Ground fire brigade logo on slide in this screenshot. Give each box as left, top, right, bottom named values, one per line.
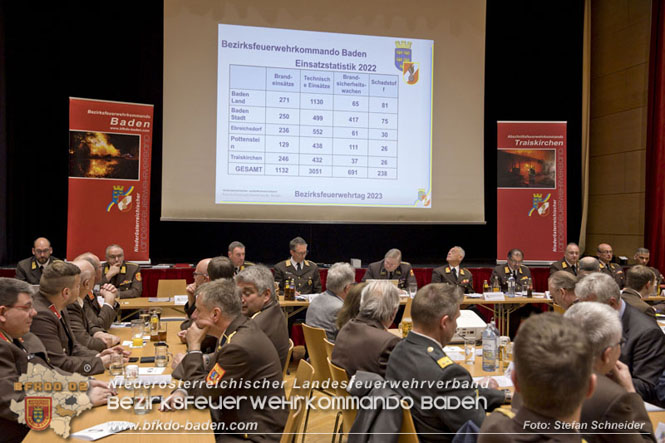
left=528, top=193, right=551, bottom=217
left=106, top=185, right=134, bottom=212
left=395, top=41, right=419, bottom=85
left=25, top=397, right=52, bottom=431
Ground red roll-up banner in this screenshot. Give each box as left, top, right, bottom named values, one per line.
left=67, top=98, right=153, bottom=262
left=496, top=121, right=567, bottom=262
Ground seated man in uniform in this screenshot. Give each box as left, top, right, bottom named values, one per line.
left=0, top=278, right=114, bottom=442
left=490, top=248, right=531, bottom=291
left=183, top=258, right=211, bottom=323
left=306, top=262, right=355, bottom=341
left=236, top=265, right=290, bottom=371
left=576, top=272, right=665, bottom=404
left=597, top=243, right=625, bottom=288
left=273, top=236, right=322, bottom=295
left=161, top=279, right=287, bottom=440
left=431, top=246, right=474, bottom=293
left=621, top=265, right=658, bottom=317
left=227, top=241, right=253, bottom=275
left=31, top=260, right=127, bottom=376
left=634, top=247, right=664, bottom=288
left=549, top=242, right=580, bottom=276
left=66, top=260, right=119, bottom=352
left=361, top=248, right=416, bottom=290
left=564, top=302, right=654, bottom=441
left=479, top=313, right=595, bottom=442
left=578, top=256, right=601, bottom=277
left=100, top=244, right=142, bottom=298
left=386, top=283, right=506, bottom=442
left=75, top=252, right=120, bottom=331
left=549, top=270, right=577, bottom=310
left=15, top=237, right=59, bottom=284
left=332, top=280, right=401, bottom=377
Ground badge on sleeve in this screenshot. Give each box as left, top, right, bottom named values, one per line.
left=206, top=363, right=225, bottom=384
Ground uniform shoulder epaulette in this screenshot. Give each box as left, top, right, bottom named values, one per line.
left=401, top=261, right=411, bottom=265
left=244, top=261, right=254, bottom=266
left=304, top=260, right=310, bottom=266
left=496, top=407, right=516, bottom=419
left=504, top=266, right=510, bottom=273
left=561, top=261, right=568, bottom=269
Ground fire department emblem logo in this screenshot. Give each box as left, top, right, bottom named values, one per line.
left=25, top=397, right=52, bottom=431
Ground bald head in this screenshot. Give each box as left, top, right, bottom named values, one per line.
left=73, top=260, right=95, bottom=299
left=193, top=258, right=212, bottom=288
left=578, top=257, right=600, bottom=276
left=32, top=237, right=53, bottom=265
left=74, top=252, right=102, bottom=283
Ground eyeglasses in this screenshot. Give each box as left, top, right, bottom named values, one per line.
left=8, top=304, right=34, bottom=312
left=34, top=249, right=50, bottom=254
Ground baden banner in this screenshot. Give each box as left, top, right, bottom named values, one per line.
left=67, top=98, right=153, bottom=261
left=497, top=121, right=567, bottom=262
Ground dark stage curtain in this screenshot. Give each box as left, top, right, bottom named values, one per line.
left=647, top=0, right=665, bottom=272
left=0, top=1, right=8, bottom=264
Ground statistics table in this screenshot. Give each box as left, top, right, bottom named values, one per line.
left=228, top=65, right=399, bottom=179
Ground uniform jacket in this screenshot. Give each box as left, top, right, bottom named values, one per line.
left=600, top=261, right=625, bottom=288
left=30, top=292, right=104, bottom=375
left=347, top=371, right=402, bottom=443
left=479, top=407, right=585, bottom=442
left=273, top=259, right=322, bottom=294
left=100, top=262, right=142, bottom=299
left=621, top=288, right=656, bottom=318
left=66, top=300, right=107, bottom=352
left=179, top=315, right=287, bottom=442
left=620, top=302, right=665, bottom=404
left=549, top=258, right=577, bottom=276
left=15, top=256, right=59, bottom=285
left=250, top=299, right=290, bottom=371
left=0, top=331, right=63, bottom=443
left=331, top=316, right=401, bottom=377
left=361, top=260, right=416, bottom=290
left=431, top=265, right=474, bottom=294
left=490, top=264, right=532, bottom=291
left=386, top=332, right=504, bottom=443
left=84, top=292, right=118, bottom=331
left=234, top=261, right=254, bottom=276
left=580, top=374, right=655, bottom=443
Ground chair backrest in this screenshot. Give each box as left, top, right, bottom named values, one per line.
left=552, top=303, right=565, bottom=314
left=397, top=399, right=419, bottom=443
left=302, top=323, right=332, bottom=387
left=328, top=358, right=357, bottom=432
left=156, top=279, right=187, bottom=298
left=282, top=360, right=315, bottom=443
left=323, top=337, right=334, bottom=360
left=403, top=296, right=413, bottom=319
left=283, top=339, right=295, bottom=378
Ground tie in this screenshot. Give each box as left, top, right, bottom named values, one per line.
left=296, top=263, right=301, bottom=272
left=388, top=272, right=393, bottom=280
left=452, top=268, right=458, bottom=279
left=13, top=339, right=26, bottom=352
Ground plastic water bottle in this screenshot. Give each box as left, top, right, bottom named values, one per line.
left=507, top=274, right=516, bottom=297
left=482, top=322, right=498, bottom=371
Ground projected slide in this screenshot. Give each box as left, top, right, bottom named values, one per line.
left=216, top=24, right=433, bottom=208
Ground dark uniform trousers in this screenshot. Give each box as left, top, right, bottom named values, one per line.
left=361, top=260, right=417, bottom=290
left=66, top=301, right=107, bottom=352
left=600, top=261, right=625, bottom=288
left=386, top=332, right=504, bottom=443
left=15, top=256, right=60, bottom=285
left=549, top=258, right=577, bottom=276
left=100, top=262, right=143, bottom=298
left=273, top=259, right=322, bottom=294
left=178, top=316, right=288, bottom=442
left=84, top=292, right=119, bottom=331
left=30, top=292, right=105, bottom=376
left=431, top=265, right=474, bottom=293
left=331, top=316, right=400, bottom=377
left=0, top=332, right=64, bottom=443
left=490, top=264, right=532, bottom=291
left=250, top=299, right=290, bottom=371
left=479, top=407, right=587, bottom=442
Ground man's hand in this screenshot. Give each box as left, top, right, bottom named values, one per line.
left=177, top=329, right=187, bottom=344
left=93, top=331, right=121, bottom=348
left=478, top=376, right=499, bottom=390
left=608, top=360, right=636, bottom=393
left=172, top=352, right=186, bottom=369
left=101, top=283, right=118, bottom=295
left=185, top=323, right=208, bottom=352
left=161, top=390, right=187, bottom=411
left=88, top=386, right=114, bottom=407
left=186, top=283, right=197, bottom=305
left=100, top=285, right=117, bottom=305
left=106, top=264, right=121, bottom=280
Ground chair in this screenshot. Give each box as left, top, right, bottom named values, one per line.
left=397, top=399, right=419, bottom=443
left=283, top=339, right=294, bottom=378
left=328, top=358, right=357, bottom=443
left=156, top=279, right=187, bottom=298
left=552, top=303, right=565, bottom=314
left=323, top=337, right=334, bottom=360
left=301, top=324, right=335, bottom=439
left=281, top=360, right=315, bottom=443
